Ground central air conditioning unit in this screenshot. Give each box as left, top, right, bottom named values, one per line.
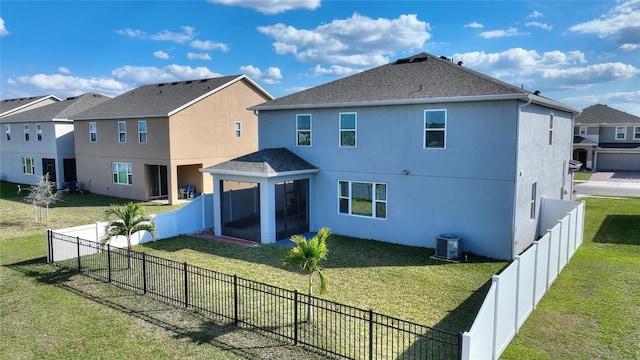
left=435, top=234, right=461, bottom=260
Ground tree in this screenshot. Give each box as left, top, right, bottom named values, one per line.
left=24, top=173, right=63, bottom=225
left=101, top=202, right=157, bottom=268
left=283, top=227, right=331, bottom=323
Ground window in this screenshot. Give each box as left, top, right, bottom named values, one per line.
left=530, top=182, right=537, bottom=220
left=634, top=127, right=640, bottom=140
left=89, top=122, right=97, bottom=142
left=5, top=124, right=10, bottom=141
left=424, top=109, right=446, bottom=149
left=339, top=112, right=357, bottom=147
left=22, top=157, right=35, bottom=174
left=138, top=121, right=147, bottom=144
left=112, top=162, right=132, bottom=185
left=118, top=121, right=126, bottom=143
left=296, top=114, right=311, bottom=146
left=579, top=127, right=587, bottom=136
left=548, top=115, right=554, bottom=145
left=616, top=126, right=626, bottom=140
left=338, top=180, right=387, bottom=219
left=36, top=124, right=42, bottom=141
left=234, top=122, right=241, bottom=138
left=24, top=124, right=29, bottom=141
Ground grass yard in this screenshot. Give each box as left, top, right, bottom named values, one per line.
left=573, top=171, right=592, bottom=182
left=502, top=197, right=640, bottom=359
left=0, top=181, right=504, bottom=359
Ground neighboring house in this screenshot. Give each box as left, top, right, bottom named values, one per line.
left=0, top=95, right=61, bottom=118
left=202, top=53, right=580, bottom=260
left=0, top=93, right=109, bottom=189
left=71, top=75, right=273, bottom=204
left=573, top=104, right=640, bottom=171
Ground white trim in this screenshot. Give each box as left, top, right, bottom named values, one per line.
left=337, top=180, right=387, bottom=220
left=234, top=121, right=242, bottom=138
left=89, top=122, right=97, bottom=143
left=634, top=126, right=640, bottom=140
left=296, top=114, right=312, bottom=147
left=424, top=109, right=447, bottom=149
left=615, top=126, right=626, bottom=140
left=199, top=167, right=319, bottom=178
left=579, top=126, right=587, bottom=136
left=339, top=112, right=357, bottom=148
left=118, top=121, right=127, bottom=143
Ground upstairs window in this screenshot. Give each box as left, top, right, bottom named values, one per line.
left=616, top=126, right=626, bottom=140
left=5, top=124, right=10, bottom=141
left=338, top=180, right=387, bottom=219
left=548, top=115, right=554, bottom=145
left=339, top=112, right=357, bottom=147
left=138, top=121, right=147, bottom=144
left=118, top=121, right=126, bottom=143
left=24, top=124, right=30, bottom=141
left=36, top=124, right=42, bottom=141
left=234, top=122, right=242, bottom=138
left=296, top=114, right=311, bottom=147
left=424, top=109, right=446, bottom=149
left=634, top=126, right=640, bottom=140
left=112, top=162, right=132, bottom=185
left=89, top=122, right=97, bottom=142
left=579, top=127, right=587, bottom=136
left=530, top=182, right=537, bottom=220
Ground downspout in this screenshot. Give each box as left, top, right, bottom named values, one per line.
left=512, top=97, right=533, bottom=260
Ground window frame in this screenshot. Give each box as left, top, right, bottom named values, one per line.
left=424, top=109, right=447, bottom=149
left=24, top=124, right=30, bottom=142
left=296, top=114, right=312, bottom=147
left=234, top=121, right=242, bottom=138
left=36, top=124, right=42, bottom=141
left=112, top=162, right=133, bottom=185
left=118, top=121, right=127, bottom=143
left=338, top=180, right=387, bottom=219
left=579, top=126, right=587, bottom=136
left=5, top=124, right=10, bottom=141
left=339, top=112, right=357, bottom=148
left=22, top=156, right=35, bottom=175
left=634, top=126, right=640, bottom=140
left=530, top=182, right=537, bottom=220
left=89, top=122, right=97, bottom=143
left=616, top=126, right=626, bottom=140
left=138, top=120, right=147, bottom=144
left=548, top=115, right=554, bottom=145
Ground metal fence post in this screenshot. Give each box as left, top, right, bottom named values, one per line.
left=142, top=253, right=147, bottom=294
left=369, top=309, right=374, bottom=360
left=46, top=230, right=52, bottom=263
left=107, top=244, right=112, bottom=283
left=294, top=290, right=299, bottom=345
left=76, top=236, right=81, bottom=272
left=183, top=262, right=189, bottom=308
left=234, top=275, right=239, bottom=325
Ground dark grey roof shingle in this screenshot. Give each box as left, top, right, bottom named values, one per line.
left=203, top=148, right=317, bottom=175
left=575, top=104, right=640, bottom=125
left=0, top=95, right=60, bottom=116
left=252, top=53, right=531, bottom=109
left=72, top=75, right=247, bottom=120
left=0, top=93, right=110, bottom=123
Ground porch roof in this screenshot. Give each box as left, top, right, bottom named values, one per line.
left=200, top=148, right=319, bottom=178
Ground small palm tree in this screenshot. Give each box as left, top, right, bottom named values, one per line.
left=101, top=202, right=157, bottom=268
left=283, top=227, right=331, bottom=323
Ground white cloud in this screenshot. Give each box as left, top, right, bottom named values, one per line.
left=528, top=11, right=544, bottom=19
left=0, top=17, right=9, bottom=37
left=187, top=52, right=212, bottom=60
left=116, top=28, right=146, bottom=38
left=526, top=22, right=552, bottom=31
left=12, top=74, right=128, bottom=97
left=190, top=39, right=230, bottom=52
left=208, top=0, right=320, bottom=14
left=464, top=22, right=484, bottom=29
left=309, top=64, right=358, bottom=77
left=240, top=65, right=283, bottom=84
left=258, top=13, right=431, bottom=69
left=58, top=67, right=71, bottom=74
left=620, top=43, right=638, bottom=51
left=111, top=64, right=221, bottom=84
left=154, top=51, right=170, bottom=59
left=117, top=26, right=196, bottom=44
left=479, top=27, right=521, bottom=39
left=569, top=0, right=640, bottom=48
left=453, top=48, right=638, bottom=91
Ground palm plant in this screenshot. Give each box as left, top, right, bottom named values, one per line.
left=283, top=227, right=331, bottom=323
left=101, top=202, right=157, bottom=268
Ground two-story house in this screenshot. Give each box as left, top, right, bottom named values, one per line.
left=573, top=104, right=640, bottom=171
left=71, top=75, right=273, bottom=204
left=0, top=93, right=109, bottom=189
left=202, top=53, right=580, bottom=260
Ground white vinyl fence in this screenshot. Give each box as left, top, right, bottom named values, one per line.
left=461, top=198, right=585, bottom=360
left=47, top=194, right=214, bottom=262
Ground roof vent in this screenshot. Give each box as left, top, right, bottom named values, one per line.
left=457, top=61, right=463, bottom=66
left=158, top=83, right=165, bottom=87
left=171, top=82, right=179, bottom=85
left=395, top=57, right=411, bottom=64
left=412, top=56, right=428, bottom=63
left=534, top=90, right=541, bottom=96
left=200, top=79, right=208, bottom=82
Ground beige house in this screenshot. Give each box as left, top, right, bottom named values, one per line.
left=72, top=75, right=273, bottom=204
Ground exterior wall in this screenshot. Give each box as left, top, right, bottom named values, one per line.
left=0, top=120, right=72, bottom=188
left=514, top=104, right=574, bottom=255
left=600, top=125, right=640, bottom=143
left=259, top=100, right=521, bottom=260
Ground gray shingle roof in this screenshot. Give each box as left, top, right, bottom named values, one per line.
left=0, top=93, right=110, bottom=123
left=0, top=95, right=61, bottom=117
left=573, top=136, right=597, bottom=145
left=72, top=75, right=269, bottom=120
left=574, top=104, right=640, bottom=125
left=252, top=52, right=536, bottom=110
left=202, top=148, right=318, bottom=176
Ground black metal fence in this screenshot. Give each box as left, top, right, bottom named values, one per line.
left=47, top=230, right=461, bottom=359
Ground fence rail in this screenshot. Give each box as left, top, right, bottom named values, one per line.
left=47, top=230, right=461, bottom=359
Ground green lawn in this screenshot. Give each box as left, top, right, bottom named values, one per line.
left=0, top=181, right=504, bottom=359
left=573, top=171, right=593, bottom=182
left=502, top=197, right=640, bottom=359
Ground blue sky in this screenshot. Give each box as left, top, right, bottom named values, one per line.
left=1, top=0, right=639, bottom=114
